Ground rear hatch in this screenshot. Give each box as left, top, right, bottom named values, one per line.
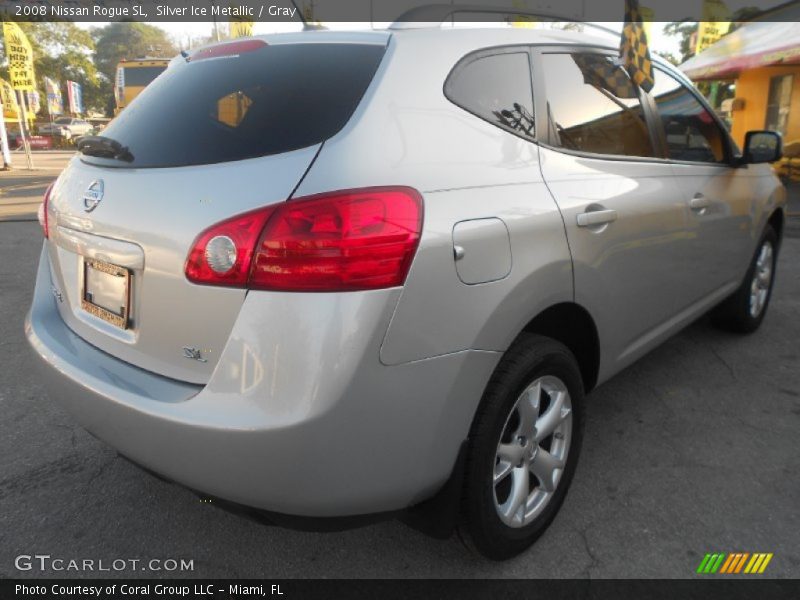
left=46, top=36, right=388, bottom=384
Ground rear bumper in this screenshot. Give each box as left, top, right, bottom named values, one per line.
left=26, top=244, right=500, bottom=517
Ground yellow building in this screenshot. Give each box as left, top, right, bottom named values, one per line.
left=681, top=12, right=800, bottom=177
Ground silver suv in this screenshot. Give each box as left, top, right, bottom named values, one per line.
left=26, top=25, right=785, bottom=559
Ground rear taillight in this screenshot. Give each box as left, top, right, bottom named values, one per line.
left=185, top=187, right=423, bottom=292
left=185, top=206, right=277, bottom=287
left=38, top=182, right=54, bottom=238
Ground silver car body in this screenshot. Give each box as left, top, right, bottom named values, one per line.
left=26, top=27, right=785, bottom=517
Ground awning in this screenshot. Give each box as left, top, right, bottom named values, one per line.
left=681, top=19, right=800, bottom=81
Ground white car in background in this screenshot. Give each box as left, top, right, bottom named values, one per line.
left=38, top=117, right=93, bottom=140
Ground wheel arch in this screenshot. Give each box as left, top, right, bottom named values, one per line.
left=514, top=302, right=601, bottom=393
left=768, top=207, right=785, bottom=244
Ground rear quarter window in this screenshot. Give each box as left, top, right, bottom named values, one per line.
left=445, top=50, right=535, bottom=140
left=84, top=43, right=386, bottom=168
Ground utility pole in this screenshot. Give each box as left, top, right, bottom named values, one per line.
left=0, top=99, right=11, bottom=170
left=15, top=90, right=33, bottom=170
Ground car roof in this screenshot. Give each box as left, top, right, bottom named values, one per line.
left=217, top=26, right=677, bottom=78
left=258, top=25, right=616, bottom=50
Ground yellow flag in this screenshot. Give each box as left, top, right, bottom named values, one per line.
left=2, top=21, right=36, bottom=91
left=639, top=6, right=655, bottom=41
left=229, top=0, right=254, bottom=38
left=1, top=77, right=21, bottom=120
left=230, top=20, right=254, bottom=38
left=509, top=0, right=538, bottom=28
left=620, top=0, right=654, bottom=93
left=695, top=0, right=731, bottom=54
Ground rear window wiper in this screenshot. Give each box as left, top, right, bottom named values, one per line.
left=77, top=136, right=134, bottom=163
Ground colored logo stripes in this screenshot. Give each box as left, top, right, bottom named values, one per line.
left=697, top=552, right=773, bottom=574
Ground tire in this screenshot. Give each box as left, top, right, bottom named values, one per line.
left=459, top=334, right=584, bottom=560
left=711, top=225, right=779, bottom=334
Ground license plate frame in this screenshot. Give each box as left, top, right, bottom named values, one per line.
left=81, top=258, right=131, bottom=330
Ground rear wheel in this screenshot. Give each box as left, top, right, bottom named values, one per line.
left=460, top=335, right=584, bottom=560
left=712, top=226, right=778, bottom=334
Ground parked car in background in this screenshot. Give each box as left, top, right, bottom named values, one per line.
left=27, top=24, right=786, bottom=560
left=38, top=117, right=94, bottom=140
left=5, top=129, right=21, bottom=148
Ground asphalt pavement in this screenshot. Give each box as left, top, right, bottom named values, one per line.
left=0, top=160, right=798, bottom=579
left=0, top=152, right=76, bottom=221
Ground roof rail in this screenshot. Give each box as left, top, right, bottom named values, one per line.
left=389, top=3, right=619, bottom=37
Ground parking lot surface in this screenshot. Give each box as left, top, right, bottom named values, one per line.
left=1, top=165, right=799, bottom=578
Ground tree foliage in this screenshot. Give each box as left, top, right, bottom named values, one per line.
left=92, top=22, right=178, bottom=83
left=663, top=7, right=763, bottom=65
left=91, top=22, right=178, bottom=115
left=662, top=21, right=698, bottom=64
left=1, top=21, right=178, bottom=116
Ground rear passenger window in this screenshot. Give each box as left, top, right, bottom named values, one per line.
left=445, top=51, right=535, bottom=139
left=541, top=52, right=655, bottom=158
left=650, top=69, right=727, bottom=163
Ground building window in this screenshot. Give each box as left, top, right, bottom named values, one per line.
left=765, top=74, right=793, bottom=136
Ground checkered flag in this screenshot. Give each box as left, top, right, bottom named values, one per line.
left=572, top=54, right=637, bottom=99
left=619, top=0, right=654, bottom=93
left=7, top=32, right=28, bottom=74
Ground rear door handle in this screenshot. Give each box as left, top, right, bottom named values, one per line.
left=689, top=193, right=711, bottom=210
left=577, top=209, right=618, bottom=227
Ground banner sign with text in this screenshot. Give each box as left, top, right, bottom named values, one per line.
left=1, top=77, right=20, bottom=121
left=44, top=77, right=64, bottom=116
left=2, top=21, right=35, bottom=91
left=695, top=0, right=732, bottom=54
left=66, top=80, right=84, bottom=114
left=26, top=90, right=41, bottom=115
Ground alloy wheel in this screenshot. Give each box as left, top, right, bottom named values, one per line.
left=749, top=240, right=774, bottom=318
left=493, top=376, right=573, bottom=528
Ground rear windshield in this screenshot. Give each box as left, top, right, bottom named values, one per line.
left=123, top=66, right=166, bottom=87
left=84, top=42, right=386, bottom=168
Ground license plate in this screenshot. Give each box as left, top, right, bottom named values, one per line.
left=81, top=259, right=131, bottom=329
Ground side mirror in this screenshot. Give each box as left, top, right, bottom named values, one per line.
left=742, top=130, right=782, bottom=164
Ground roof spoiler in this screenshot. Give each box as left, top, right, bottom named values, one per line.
left=389, top=3, right=618, bottom=36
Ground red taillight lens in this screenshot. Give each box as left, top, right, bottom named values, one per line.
left=185, top=206, right=277, bottom=287
left=38, top=182, right=54, bottom=238
left=251, top=187, right=423, bottom=291
left=185, top=187, right=423, bottom=292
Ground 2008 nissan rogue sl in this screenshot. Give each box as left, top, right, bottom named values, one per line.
left=26, top=24, right=785, bottom=559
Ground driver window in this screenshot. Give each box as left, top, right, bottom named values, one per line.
left=541, top=52, right=655, bottom=158
left=649, top=69, right=727, bottom=163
